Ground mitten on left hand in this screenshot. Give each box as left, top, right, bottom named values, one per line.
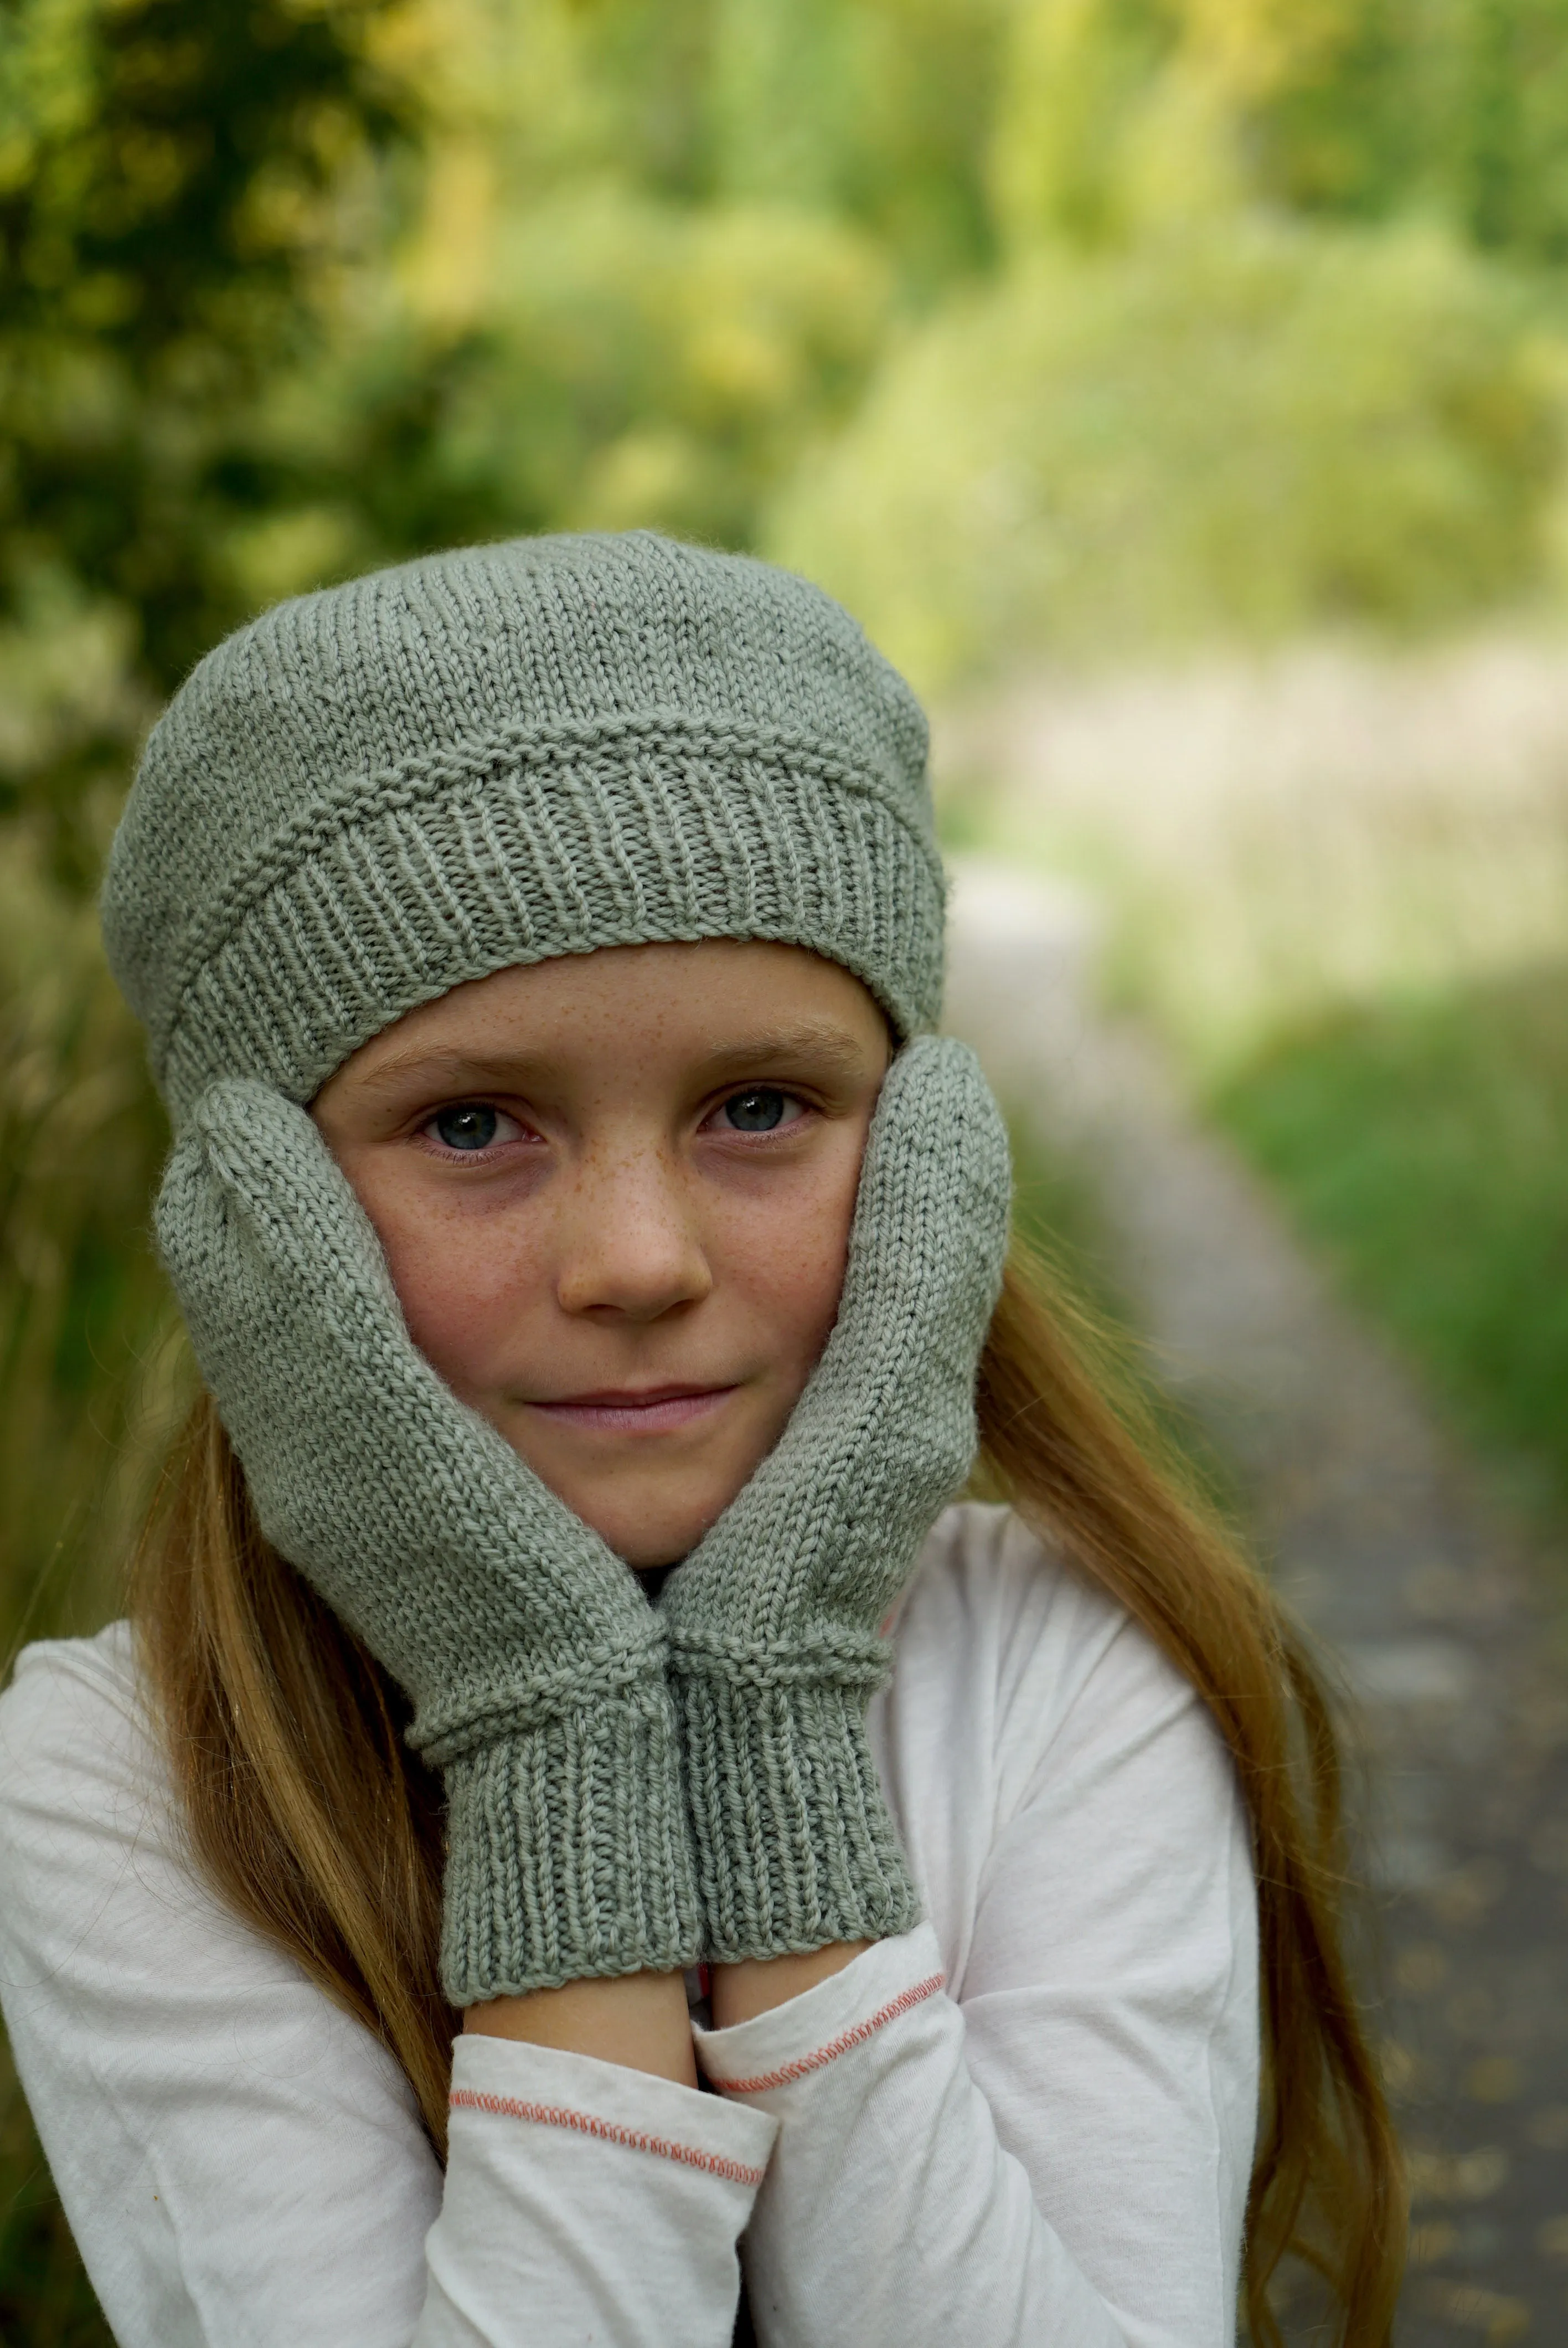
left=659, top=1036, right=1010, bottom=1962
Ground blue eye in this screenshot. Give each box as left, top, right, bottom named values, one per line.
left=434, top=1103, right=498, bottom=1151
left=723, top=1088, right=788, bottom=1132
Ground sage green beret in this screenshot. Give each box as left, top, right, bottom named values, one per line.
left=102, top=532, right=946, bottom=1127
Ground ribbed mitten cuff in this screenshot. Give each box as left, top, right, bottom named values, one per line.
left=672, top=1667, right=921, bottom=1963
left=433, top=1685, right=702, bottom=2002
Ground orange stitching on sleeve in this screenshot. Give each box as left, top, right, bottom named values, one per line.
left=715, top=1971, right=945, bottom=2095
left=450, top=2089, right=767, bottom=2187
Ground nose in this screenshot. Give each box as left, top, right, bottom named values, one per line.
left=553, top=1140, right=713, bottom=1324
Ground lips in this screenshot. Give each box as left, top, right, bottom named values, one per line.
left=525, top=1385, right=735, bottom=1435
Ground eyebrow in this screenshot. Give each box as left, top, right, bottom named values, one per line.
left=354, top=1019, right=875, bottom=1097
left=689, top=1022, right=873, bottom=1083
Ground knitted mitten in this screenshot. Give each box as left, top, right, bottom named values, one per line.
left=659, top=1037, right=1010, bottom=1962
left=156, top=1080, right=700, bottom=2004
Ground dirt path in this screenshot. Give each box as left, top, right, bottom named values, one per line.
left=945, top=864, right=1568, bottom=2346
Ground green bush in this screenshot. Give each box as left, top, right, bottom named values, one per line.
left=767, top=220, right=1566, bottom=693
left=224, top=192, right=891, bottom=606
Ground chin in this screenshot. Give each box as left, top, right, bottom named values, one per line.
left=503, top=1422, right=771, bottom=1570
left=579, top=1489, right=735, bottom=1572
left=508, top=1414, right=778, bottom=1568
left=607, top=1520, right=711, bottom=1573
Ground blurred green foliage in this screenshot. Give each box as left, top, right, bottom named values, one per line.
left=0, top=826, right=183, bottom=1657
left=16, top=0, right=1568, bottom=822
left=773, top=220, right=1561, bottom=686
left=984, top=0, right=1568, bottom=262
left=1217, top=967, right=1568, bottom=1528
left=1, top=0, right=403, bottom=868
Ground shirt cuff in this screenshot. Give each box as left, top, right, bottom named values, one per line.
left=450, top=2030, right=778, bottom=2187
left=693, top=1923, right=947, bottom=2098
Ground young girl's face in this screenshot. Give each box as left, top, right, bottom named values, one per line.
left=312, top=939, right=893, bottom=1567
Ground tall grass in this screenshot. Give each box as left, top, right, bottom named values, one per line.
left=0, top=826, right=180, bottom=1669
left=1217, top=967, right=1568, bottom=1532
left=0, top=820, right=177, bottom=2344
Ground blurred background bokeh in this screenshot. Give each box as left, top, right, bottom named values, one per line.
left=6, top=1, right=1568, bottom=2337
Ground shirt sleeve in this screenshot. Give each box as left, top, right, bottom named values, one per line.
left=697, top=1927, right=1129, bottom=2347
left=417, top=2035, right=773, bottom=2348
left=0, top=1628, right=772, bottom=2348
left=695, top=1515, right=1259, bottom=2348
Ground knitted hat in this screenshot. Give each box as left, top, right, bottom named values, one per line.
left=102, top=532, right=945, bottom=1129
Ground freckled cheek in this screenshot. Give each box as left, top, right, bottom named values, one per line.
left=706, top=1183, right=855, bottom=1389
left=367, top=1190, right=550, bottom=1396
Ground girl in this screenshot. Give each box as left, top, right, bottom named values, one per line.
left=0, top=533, right=1401, bottom=2346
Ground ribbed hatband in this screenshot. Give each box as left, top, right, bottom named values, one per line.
left=102, top=532, right=946, bottom=1127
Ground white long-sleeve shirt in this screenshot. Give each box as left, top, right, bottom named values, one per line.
left=0, top=1502, right=1258, bottom=2347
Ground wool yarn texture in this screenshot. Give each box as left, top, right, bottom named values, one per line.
left=661, top=1036, right=1011, bottom=1962
left=156, top=1080, right=702, bottom=2004
left=101, top=532, right=946, bottom=1132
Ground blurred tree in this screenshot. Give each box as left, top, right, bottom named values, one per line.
left=988, top=0, right=1182, bottom=251
left=1256, top=0, right=1568, bottom=259
left=820, top=0, right=1003, bottom=286
left=214, top=0, right=934, bottom=594
left=708, top=0, right=857, bottom=205
left=0, top=0, right=408, bottom=882
left=985, top=0, right=1568, bottom=266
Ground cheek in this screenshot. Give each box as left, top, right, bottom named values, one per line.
left=711, top=1144, right=861, bottom=1392
left=355, top=1175, right=544, bottom=1400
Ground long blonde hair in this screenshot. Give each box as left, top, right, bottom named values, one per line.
left=131, top=1238, right=1404, bottom=2345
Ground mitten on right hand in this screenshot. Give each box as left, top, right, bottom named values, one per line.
left=156, top=1079, right=699, bottom=2004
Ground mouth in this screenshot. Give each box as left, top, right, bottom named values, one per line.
left=524, top=1384, right=737, bottom=1435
